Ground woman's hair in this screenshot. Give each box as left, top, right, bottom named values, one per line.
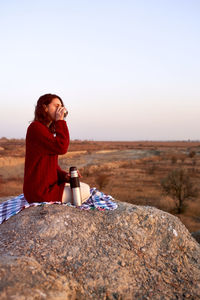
left=34, top=93, right=64, bottom=125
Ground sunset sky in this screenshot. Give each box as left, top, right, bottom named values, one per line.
left=0, top=0, right=199, bottom=140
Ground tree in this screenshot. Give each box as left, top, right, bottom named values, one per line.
left=161, top=168, right=197, bottom=214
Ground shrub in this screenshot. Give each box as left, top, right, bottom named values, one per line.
left=95, top=173, right=110, bottom=189
left=146, top=164, right=157, bottom=175
left=188, top=151, right=196, bottom=158
left=192, top=159, right=196, bottom=166
left=171, top=156, right=177, bottom=164
left=180, top=156, right=185, bottom=163
left=120, top=161, right=134, bottom=169
left=160, top=168, right=197, bottom=214
left=80, top=166, right=90, bottom=177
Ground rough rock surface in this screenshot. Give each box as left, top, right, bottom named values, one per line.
left=0, top=201, right=200, bottom=300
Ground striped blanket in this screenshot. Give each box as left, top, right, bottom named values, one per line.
left=0, top=188, right=117, bottom=225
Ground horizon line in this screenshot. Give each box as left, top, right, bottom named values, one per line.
left=0, top=137, right=200, bottom=143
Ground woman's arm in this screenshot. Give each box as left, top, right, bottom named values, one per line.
left=57, top=165, right=70, bottom=183
left=57, top=166, right=81, bottom=184
left=27, top=120, right=70, bottom=155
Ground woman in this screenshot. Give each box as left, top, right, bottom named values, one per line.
left=23, top=93, right=90, bottom=204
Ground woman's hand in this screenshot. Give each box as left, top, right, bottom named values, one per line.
left=77, top=170, right=82, bottom=178
left=65, top=173, right=70, bottom=182
left=55, top=107, right=67, bottom=121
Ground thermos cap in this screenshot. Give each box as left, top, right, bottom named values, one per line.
left=70, top=166, right=77, bottom=172
left=70, top=166, right=78, bottom=178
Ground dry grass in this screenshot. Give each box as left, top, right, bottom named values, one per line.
left=0, top=177, right=23, bottom=198
left=0, top=138, right=200, bottom=232
left=79, top=149, right=200, bottom=232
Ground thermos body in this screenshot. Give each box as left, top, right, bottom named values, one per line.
left=69, top=167, right=82, bottom=206
left=71, top=187, right=82, bottom=206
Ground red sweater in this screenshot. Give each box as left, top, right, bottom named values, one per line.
left=23, top=120, right=70, bottom=203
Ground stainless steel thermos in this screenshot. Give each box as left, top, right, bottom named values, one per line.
left=69, top=166, right=82, bottom=206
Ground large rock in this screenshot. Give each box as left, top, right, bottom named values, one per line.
left=0, top=201, right=200, bottom=299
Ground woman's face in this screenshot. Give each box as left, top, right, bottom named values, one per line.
left=44, top=98, right=63, bottom=121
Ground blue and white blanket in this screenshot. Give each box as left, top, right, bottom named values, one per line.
left=0, top=188, right=117, bottom=224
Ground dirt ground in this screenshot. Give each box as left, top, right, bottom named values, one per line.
left=0, top=138, right=200, bottom=233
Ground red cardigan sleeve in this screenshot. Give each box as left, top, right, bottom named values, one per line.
left=57, top=165, right=69, bottom=183
left=27, top=120, right=70, bottom=155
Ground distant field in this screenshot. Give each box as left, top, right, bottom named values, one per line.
left=0, top=137, right=200, bottom=233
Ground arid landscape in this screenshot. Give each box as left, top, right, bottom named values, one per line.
left=0, top=137, right=200, bottom=233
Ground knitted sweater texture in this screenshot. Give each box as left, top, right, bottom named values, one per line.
left=23, top=120, right=70, bottom=203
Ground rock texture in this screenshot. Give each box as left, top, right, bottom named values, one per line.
left=0, top=201, right=200, bottom=299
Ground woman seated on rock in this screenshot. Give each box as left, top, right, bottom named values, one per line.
left=23, top=93, right=90, bottom=204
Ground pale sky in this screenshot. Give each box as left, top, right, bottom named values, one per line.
left=0, top=0, right=199, bottom=140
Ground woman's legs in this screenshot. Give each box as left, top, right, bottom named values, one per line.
left=62, top=182, right=90, bottom=204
